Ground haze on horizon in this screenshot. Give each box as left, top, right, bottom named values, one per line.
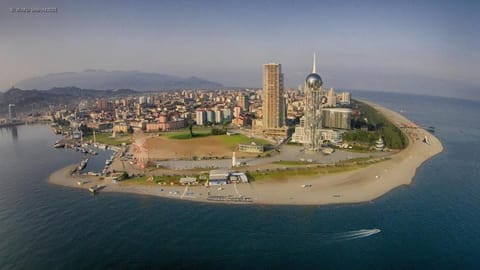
left=1, top=0, right=479, bottom=100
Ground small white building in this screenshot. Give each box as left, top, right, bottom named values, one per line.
left=180, top=177, right=198, bottom=185
left=229, top=172, right=249, bottom=183
left=208, top=169, right=229, bottom=186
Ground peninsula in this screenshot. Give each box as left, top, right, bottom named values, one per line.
left=48, top=100, right=443, bottom=205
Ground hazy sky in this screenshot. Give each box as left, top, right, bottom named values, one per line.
left=1, top=0, right=479, bottom=99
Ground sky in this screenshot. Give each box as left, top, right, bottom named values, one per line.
left=1, top=0, right=479, bottom=99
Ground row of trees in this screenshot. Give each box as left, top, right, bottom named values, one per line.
left=186, top=120, right=228, bottom=138
left=346, top=101, right=407, bottom=149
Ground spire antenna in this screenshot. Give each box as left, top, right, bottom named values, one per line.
left=312, top=52, right=317, bottom=74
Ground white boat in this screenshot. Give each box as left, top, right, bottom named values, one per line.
left=105, top=159, right=112, bottom=165
left=77, top=158, right=89, bottom=171
left=53, top=141, right=65, bottom=148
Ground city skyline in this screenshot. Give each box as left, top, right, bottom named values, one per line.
left=1, top=0, right=479, bottom=100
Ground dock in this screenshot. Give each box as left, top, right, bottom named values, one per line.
left=207, top=195, right=253, bottom=203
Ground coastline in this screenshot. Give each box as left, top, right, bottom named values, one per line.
left=48, top=100, right=444, bottom=206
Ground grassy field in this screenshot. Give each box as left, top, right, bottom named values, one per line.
left=340, top=146, right=375, bottom=153
left=273, top=160, right=313, bottom=166
left=249, top=157, right=387, bottom=182
left=163, top=127, right=269, bottom=145
left=147, top=129, right=272, bottom=160
left=248, top=166, right=361, bottom=181
left=120, top=174, right=183, bottom=186
left=84, top=132, right=131, bottom=146
left=165, top=126, right=212, bottom=140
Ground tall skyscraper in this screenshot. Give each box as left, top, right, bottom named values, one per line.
left=291, top=53, right=328, bottom=150
left=303, top=53, right=325, bottom=151
left=262, top=63, right=285, bottom=130
left=8, top=104, right=16, bottom=121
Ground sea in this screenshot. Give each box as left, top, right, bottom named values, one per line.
left=0, top=91, right=479, bottom=269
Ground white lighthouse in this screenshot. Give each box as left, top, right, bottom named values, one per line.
left=232, top=152, right=237, bottom=168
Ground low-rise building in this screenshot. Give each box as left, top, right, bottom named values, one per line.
left=209, top=169, right=229, bottom=186
left=145, top=118, right=185, bottom=132
left=229, top=172, right=249, bottom=183
left=179, top=177, right=198, bottom=185
left=113, top=122, right=129, bottom=133
left=238, top=143, right=264, bottom=153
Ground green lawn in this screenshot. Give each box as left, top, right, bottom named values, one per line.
left=120, top=174, right=182, bottom=186
left=249, top=165, right=362, bottom=182
left=165, top=126, right=213, bottom=140
left=168, top=133, right=211, bottom=140
left=273, top=160, right=313, bottom=166
left=250, top=157, right=387, bottom=182
left=84, top=132, right=131, bottom=146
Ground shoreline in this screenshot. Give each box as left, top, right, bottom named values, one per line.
left=48, top=100, right=444, bottom=206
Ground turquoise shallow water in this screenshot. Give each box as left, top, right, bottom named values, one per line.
left=0, top=91, right=479, bottom=269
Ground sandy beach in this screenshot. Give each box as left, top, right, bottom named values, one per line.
left=48, top=101, right=444, bottom=205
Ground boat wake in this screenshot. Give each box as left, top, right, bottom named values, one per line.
left=332, top=228, right=381, bottom=242
left=197, top=228, right=382, bottom=263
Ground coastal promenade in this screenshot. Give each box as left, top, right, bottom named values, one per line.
left=49, top=100, right=444, bottom=206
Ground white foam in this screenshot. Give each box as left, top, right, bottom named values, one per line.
left=333, top=228, right=381, bottom=241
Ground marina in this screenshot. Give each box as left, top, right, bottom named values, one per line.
left=52, top=136, right=118, bottom=178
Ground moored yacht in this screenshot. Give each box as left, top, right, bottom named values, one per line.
left=78, top=158, right=89, bottom=171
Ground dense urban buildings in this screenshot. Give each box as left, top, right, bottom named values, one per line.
left=2, top=58, right=353, bottom=149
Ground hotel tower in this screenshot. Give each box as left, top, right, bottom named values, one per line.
left=260, top=63, right=287, bottom=139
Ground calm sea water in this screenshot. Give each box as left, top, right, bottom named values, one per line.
left=0, top=91, right=479, bottom=269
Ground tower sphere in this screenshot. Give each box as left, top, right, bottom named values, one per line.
left=306, top=73, right=322, bottom=89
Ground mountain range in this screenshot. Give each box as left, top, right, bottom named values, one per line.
left=14, top=70, right=223, bottom=91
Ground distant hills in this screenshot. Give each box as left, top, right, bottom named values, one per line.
left=15, top=70, right=223, bottom=91
left=0, top=87, right=138, bottom=116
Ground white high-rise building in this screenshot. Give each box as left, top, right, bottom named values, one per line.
left=337, top=92, right=351, bottom=105
left=8, top=104, right=16, bottom=121
left=196, top=110, right=207, bottom=126
left=215, top=110, right=224, bottom=124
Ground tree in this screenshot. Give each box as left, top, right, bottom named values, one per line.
left=188, top=121, right=194, bottom=138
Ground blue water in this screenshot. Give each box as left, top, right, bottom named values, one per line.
left=0, top=92, right=479, bottom=269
